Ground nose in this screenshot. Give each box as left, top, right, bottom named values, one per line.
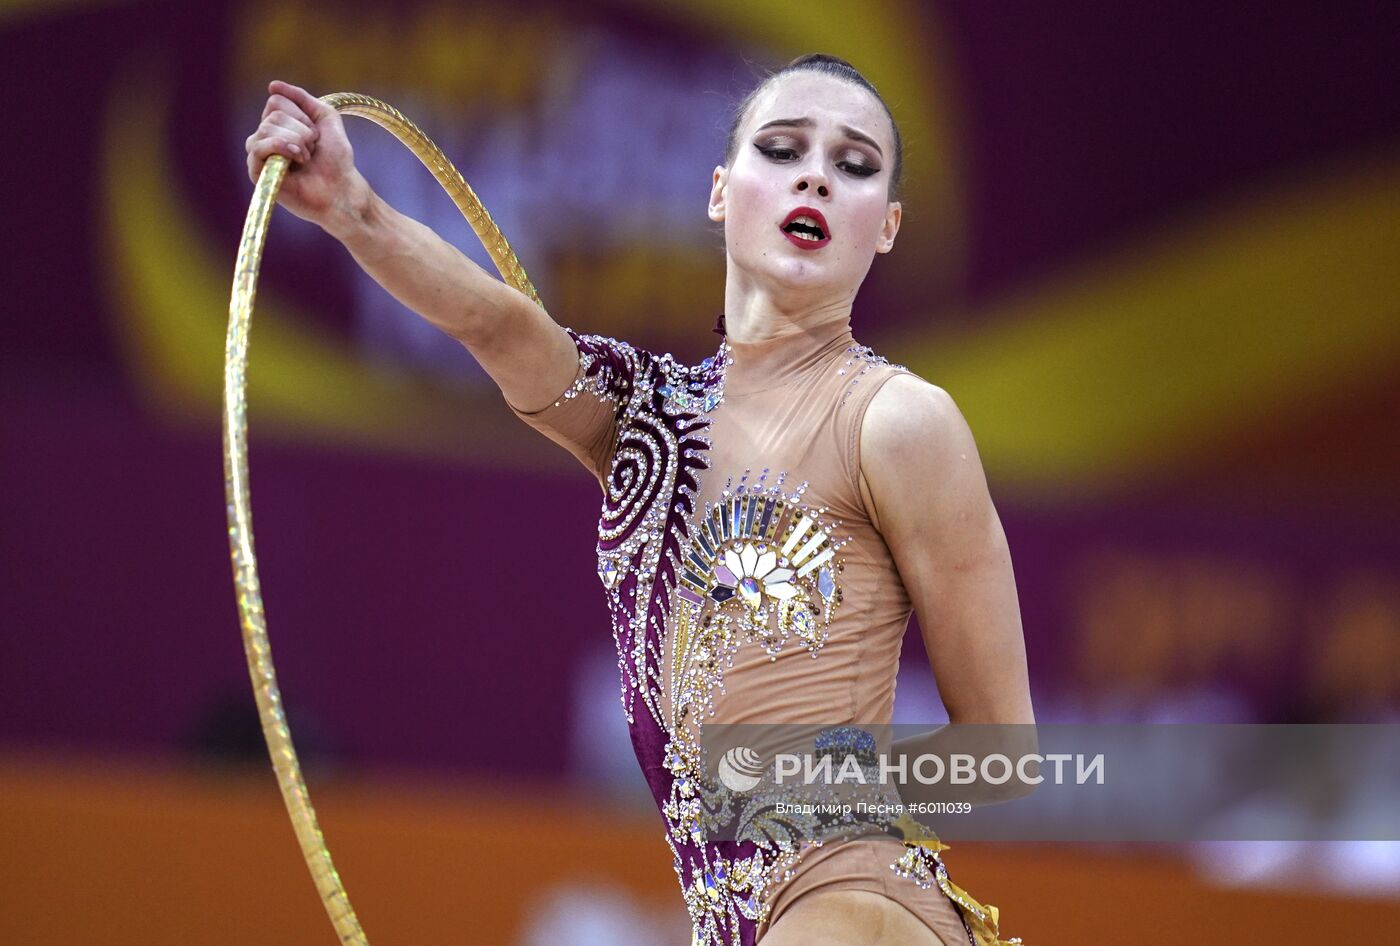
left=795, top=169, right=829, bottom=198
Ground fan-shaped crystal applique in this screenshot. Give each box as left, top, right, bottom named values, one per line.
left=674, top=483, right=846, bottom=663
left=713, top=542, right=797, bottom=609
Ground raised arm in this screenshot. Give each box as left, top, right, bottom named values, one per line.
left=245, top=79, right=578, bottom=414
left=858, top=375, right=1034, bottom=726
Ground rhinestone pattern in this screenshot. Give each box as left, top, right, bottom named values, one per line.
left=836, top=342, right=908, bottom=407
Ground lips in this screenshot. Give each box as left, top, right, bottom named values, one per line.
left=779, top=206, right=831, bottom=249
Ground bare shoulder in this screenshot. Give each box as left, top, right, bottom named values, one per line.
left=862, top=373, right=971, bottom=459
left=857, top=373, right=985, bottom=532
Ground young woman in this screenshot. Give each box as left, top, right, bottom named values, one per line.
left=247, top=53, right=1032, bottom=946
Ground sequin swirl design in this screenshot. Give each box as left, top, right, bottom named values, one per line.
left=557, top=329, right=721, bottom=732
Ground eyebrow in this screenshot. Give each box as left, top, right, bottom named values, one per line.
left=754, top=117, right=884, bottom=158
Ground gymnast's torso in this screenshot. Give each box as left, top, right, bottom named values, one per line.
left=505, top=312, right=992, bottom=946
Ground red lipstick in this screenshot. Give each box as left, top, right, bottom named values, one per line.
left=778, top=206, right=831, bottom=250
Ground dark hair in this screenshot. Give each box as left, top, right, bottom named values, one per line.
left=723, top=53, right=903, bottom=203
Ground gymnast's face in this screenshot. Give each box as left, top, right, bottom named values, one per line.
left=708, top=71, right=901, bottom=304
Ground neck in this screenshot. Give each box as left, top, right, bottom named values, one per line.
left=713, top=270, right=859, bottom=393
left=720, top=274, right=854, bottom=345
left=713, top=309, right=855, bottom=396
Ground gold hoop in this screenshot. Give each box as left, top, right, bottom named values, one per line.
left=223, top=93, right=539, bottom=944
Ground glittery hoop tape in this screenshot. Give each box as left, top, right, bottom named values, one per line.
left=223, top=92, right=539, bottom=945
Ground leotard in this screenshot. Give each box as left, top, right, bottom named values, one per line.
left=505, top=311, right=1020, bottom=946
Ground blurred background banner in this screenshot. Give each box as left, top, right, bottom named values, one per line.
left=2, top=1, right=1397, bottom=943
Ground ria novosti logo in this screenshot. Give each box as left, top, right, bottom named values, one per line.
left=713, top=743, right=1103, bottom=790
left=716, top=745, right=765, bottom=792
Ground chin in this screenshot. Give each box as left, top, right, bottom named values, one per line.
left=734, top=243, right=830, bottom=279
left=758, top=260, right=841, bottom=293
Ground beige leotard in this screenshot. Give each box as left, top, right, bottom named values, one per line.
left=504, top=312, right=1012, bottom=946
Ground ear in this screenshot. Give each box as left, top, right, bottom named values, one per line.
left=876, top=200, right=902, bottom=254
left=708, top=165, right=727, bottom=222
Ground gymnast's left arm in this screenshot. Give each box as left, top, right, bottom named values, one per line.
left=859, top=376, right=1037, bottom=801
left=856, top=372, right=1036, bottom=800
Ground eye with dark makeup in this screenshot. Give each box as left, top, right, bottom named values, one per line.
left=754, top=144, right=879, bottom=178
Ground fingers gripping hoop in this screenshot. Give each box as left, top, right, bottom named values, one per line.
left=224, top=93, right=540, bottom=944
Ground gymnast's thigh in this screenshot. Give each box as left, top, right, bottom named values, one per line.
left=758, top=889, right=948, bottom=946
